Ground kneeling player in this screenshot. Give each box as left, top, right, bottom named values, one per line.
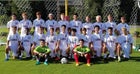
left=34, top=39, right=51, bottom=65
left=117, top=28, right=133, bottom=62
left=73, top=39, right=91, bottom=66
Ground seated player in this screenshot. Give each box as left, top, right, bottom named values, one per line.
left=102, top=27, right=117, bottom=61
left=34, top=39, right=51, bottom=65
left=5, top=26, right=21, bottom=61
left=19, top=28, right=32, bottom=59
left=73, top=39, right=91, bottom=66
left=117, top=28, right=133, bottom=62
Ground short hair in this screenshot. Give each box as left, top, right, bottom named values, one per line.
left=121, top=16, right=126, bottom=19
left=121, top=27, right=127, bottom=31
left=79, top=39, right=84, bottom=42
left=96, top=15, right=101, bottom=19
left=50, top=27, right=54, bottom=31
left=61, top=25, right=66, bottom=28
left=11, top=13, right=17, bottom=16
left=60, top=13, right=65, bottom=15
left=73, top=13, right=78, bottom=17
left=11, top=26, right=17, bottom=29
left=108, top=27, right=113, bottom=30
left=22, top=12, right=27, bottom=15
left=39, top=39, right=45, bottom=42
left=94, top=25, right=100, bottom=29
left=36, top=11, right=41, bottom=15
left=71, top=28, right=77, bottom=32
left=81, top=28, right=87, bottom=31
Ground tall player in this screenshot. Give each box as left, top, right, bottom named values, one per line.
left=33, top=11, right=45, bottom=36
left=117, top=28, right=133, bottom=62
left=7, top=13, right=19, bottom=35
left=19, top=12, right=32, bottom=36
left=82, top=16, right=93, bottom=35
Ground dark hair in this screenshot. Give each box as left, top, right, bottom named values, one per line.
left=71, top=28, right=77, bottom=32
left=50, top=27, right=54, bottom=31
left=73, top=13, right=78, bottom=17
left=61, top=25, right=66, bottom=28
left=79, top=39, right=84, bottom=42
left=94, top=25, right=100, bottom=29
left=39, top=39, right=45, bottom=42
left=108, top=27, right=113, bottom=30
left=82, top=28, right=87, bottom=31
left=36, top=11, right=41, bottom=15
left=11, top=13, right=17, bottom=16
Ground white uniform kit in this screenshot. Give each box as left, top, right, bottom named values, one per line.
left=93, top=22, right=105, bottom=34
left=33, top=19, right=45, bottom=35
left=82, top=22, right=93, bottom=35
left=21, top=34, right=32, bottom=57
left=7, top=20, right=19, bottom=34
left=104, top=21, right=116, bottom=34
left=33, top=33, right=46, bottom=46
left=70, top=20, right=82, bottom=34
left=19, top=20, right=32, bottom=36
left=117, top=34, right=133, bottom=58
left=58, top=20, right=69, bottom=32
left=116, top=23, right=130, bottom=34
left=7, top=33, right=21, bottom=56
left=104, top=34, right=117, bottom=58
left=78, top=34, right=91, bottom=47
left=45, top=19, right=57, bottom=34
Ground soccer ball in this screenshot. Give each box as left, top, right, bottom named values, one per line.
left=61, top=57, right=68, bottom=64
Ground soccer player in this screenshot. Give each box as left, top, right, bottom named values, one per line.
left=46, top=27, right=57, bottom=58
left=31, top=27, right=46, bottom=59
left=82, top=16, right=93, bottom=35
left=57, top=25, right=68, bottom=57
left=73, top=39, right=91, bottom=66
left=5, top=26, right=21, bottom=61
left=45, top=13, right=58, bottom=35
left=117, top=28, right=133, bottom=62
left=33, top=11, right=45, bottom=36
left=67, top=29, right=79, bottom=58
left=90, top=25, right=103, bottom=58
left=93, top=15, right=105, bottom=34
left=34, top=39, right=51, bottom=65
left=116, top=16, right=130, bottom=35
left=102, top=27, right=117, bottom=60
left=7, top=13, right=19, bottom=35
left=58, top=13, right=69, bottom=32
left=19, top=12, right=32, bottom=36
left=19, top=28, right=33, bottom=59
left=104, top=14, right=117, bottom=34
left=69, top=13, right=82, bottom=35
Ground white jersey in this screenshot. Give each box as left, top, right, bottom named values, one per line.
left=116, top=23, right=130, bottom=34
left=104, top=21, right=116, bottom=33
left=19, top=19, right=32, bottom=36
left=20, top=34, right=32, bottom=47
left=57, top=32, right=68, bottom=49
left=33, top=19, right=45, bottom=35
left=33, top=33, right=46, bottom=46
left=68, top=35, right=79, bottom=49
left=82, top=22, right=93, bottom=35
left=91, top=33, right=103, bottom=48
left=58, top=20, right=69, bottom=32
left=7, top=20, right=19, bottom=34
left=117, top=34, right=133, bottom=47
left=93, top=22, right=105, bottom=34
left=70, top=20, right=82, bottom=34
left=78, top=34, right=91, bottom=47
left=45, top=19, right=58, bottom=34
left=46, top=34, right=57, bottom=49
left=104, top=34, right=117, bottom=48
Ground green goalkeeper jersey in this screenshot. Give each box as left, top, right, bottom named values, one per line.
left=74, top=46, right=90, bottom=53
left=34, top=46, right=51, bottom=54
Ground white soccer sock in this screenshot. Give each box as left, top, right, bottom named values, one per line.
left=5, top=53, right=9, bottom=59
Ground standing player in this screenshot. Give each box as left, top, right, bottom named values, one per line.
left=7, top=13, right=19, bottom=34
left=67, top=29, right=79, bottom=58
left=58, top=13, right=69, bottom=32
left=19, top=12, right=32, bottom=36
left=34, top=39, right=51, bottom=65
left=33, top=11, right=45, bottom=36
left=57, top=25, right=68, bottom=57
left=46, top=27, right=57, bottom=58
left=116, top=16, right=130, bottom=35
left=19, top=28, right=33, bottom=59
left=104, top=14, right=117, bottom=34
left=93, top=15, right=105, bottom=34
left=117, top=28, right=133, bottom=62
left=102, top=27, right=117, bottom=60
left=82, top=16, right=93, bottom=35
left=90, top=25, right=103, bottom=58
left=73, top=39, right=91, bottom=66
left=69, top=13, right=82, bottom=35
left=45, top=13, right=58, bottom=35
left=5, top=26, right=21, bottom=61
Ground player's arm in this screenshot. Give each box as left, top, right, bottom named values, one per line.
left=85, top=47, right=90, bottom=53
left=34, top=46, right=40, bottom=54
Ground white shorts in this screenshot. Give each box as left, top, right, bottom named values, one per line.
left=94, top=47, right=102, bottom=57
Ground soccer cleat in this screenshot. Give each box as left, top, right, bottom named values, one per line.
left=118, top=57, right=121, bottom=62
left=75, top=63, right=79, bottom=66
left=36, top=61, right=40, bottom=65
left=44, top=61, right=48, bottom=65
left=86, top=63, right=91, bottom=66
left=5, top=58, right=9, bottom=61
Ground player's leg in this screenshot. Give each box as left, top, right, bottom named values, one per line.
left=102, top=43, right=108, bottom=59
left=34, top=53, right=40, bottom=65
left=84, top=53, right=91, bottom=66
left=74, top=52, right=79, bottom=66
left=122, top=46, right=130, bottom=60
left=43, top=54, right=49, bottom=65
left=55, top=47, right=60, bottom=60
left=31, top=44, right=36, bottom=59
left=117, top=44, right=121, bottom=62
left=24, top=46, right=31, bottom=58
left=17, top=45, right=24, bottom=59
left=5, top=46, right=10, bottom=61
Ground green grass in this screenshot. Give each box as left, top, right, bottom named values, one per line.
left=0, top=45, right=140, bottom=74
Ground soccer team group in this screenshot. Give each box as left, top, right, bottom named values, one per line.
left=5, top=11, right=133, bottom=66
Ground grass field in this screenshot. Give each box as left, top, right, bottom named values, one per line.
left=0, top=26, right=140, bottom=74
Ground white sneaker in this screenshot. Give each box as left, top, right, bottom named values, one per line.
left=118, top=56, right=121, bottom=62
